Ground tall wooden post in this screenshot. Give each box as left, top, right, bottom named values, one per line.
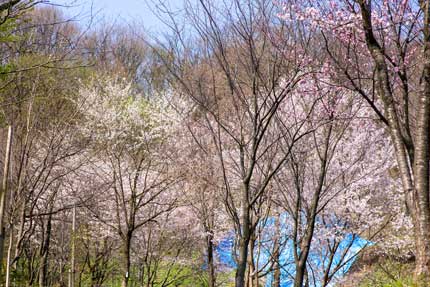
left=68, top=204, right=76, bottom=287
left=0, top=126, right=13, bottom=276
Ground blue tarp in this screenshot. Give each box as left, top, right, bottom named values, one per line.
left=215, top=216, right=370, bottom=287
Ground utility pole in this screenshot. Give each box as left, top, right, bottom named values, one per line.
left=68, top=203, right=76, bottom=287
left=0, top=126, right=13, bottom=276
left=5, top=232, right=13, bottom=287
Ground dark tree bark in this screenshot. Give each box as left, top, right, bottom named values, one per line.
left=206, top=231, right=216, bottom=287
left=38, top=208, right=53, bottom=287
left=121, top=232, right=132, bottom=287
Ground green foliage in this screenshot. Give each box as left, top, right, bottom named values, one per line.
left=0, top=63, right=16, bottom=76
left=358, top=260, right=416, bottom=287
left=0, top=53, right=91, bottom=127
left=74, top=262, right=208, bottom=287
left=0, top=17, right=22, bottom=77
left=0, top=17, right=19, bottom=43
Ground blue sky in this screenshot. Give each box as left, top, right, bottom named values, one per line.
left=47, top=0, right=184, bottom=33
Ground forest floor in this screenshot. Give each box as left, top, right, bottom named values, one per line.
left=339, top=247, right=415, bottom=287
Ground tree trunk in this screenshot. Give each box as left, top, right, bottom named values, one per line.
left=413, top=1, right=430, bottom=278
left=235, top=184, right=251, bottom=287
left=13, top=200, right=26, bottom=269
left=247, top=234, right=259, bottom=287
left=272, top=254, right=281, bottom=287
left=235, top=233, right=250, bottom=287
left=294, top=261, right=306, bottom=287
left=39, top=212, right=53, bottom=287
left=206, top=231, right=216, bottom=287
left=272, top=216, right=281, bottom=287
left=247, top=237, right=254, bottom=287
left=138, top=260, right=144, bottom=286
left=121, top=233, right=132, bottom=287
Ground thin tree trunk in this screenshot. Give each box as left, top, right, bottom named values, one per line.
left=138, top=260, right=144, bottom=287
left=272, top=249, right=281, bottom=287
left=13, top=200, right=26, bottom=269
left=248, top=233, right=259, bottom=287
left=39, top=212, right=53, bottom=287
left=294, top=123, right=332, bottom=287
left=272, top=215, right=281, bottom=287
left=247, top=236, right=255, bottom=287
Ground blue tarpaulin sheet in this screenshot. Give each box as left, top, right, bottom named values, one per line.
left=215, top=217, right=370, bottom=287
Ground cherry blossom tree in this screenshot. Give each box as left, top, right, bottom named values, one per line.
left=76, top=75, right=181, bottom=287
left=176, top=127, right=227, bottom=287
left=153, top=0, right=326, bottom=285
left=275, top=92, right=404, bottom=287
left=278, top=0, right=430, bottom=284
